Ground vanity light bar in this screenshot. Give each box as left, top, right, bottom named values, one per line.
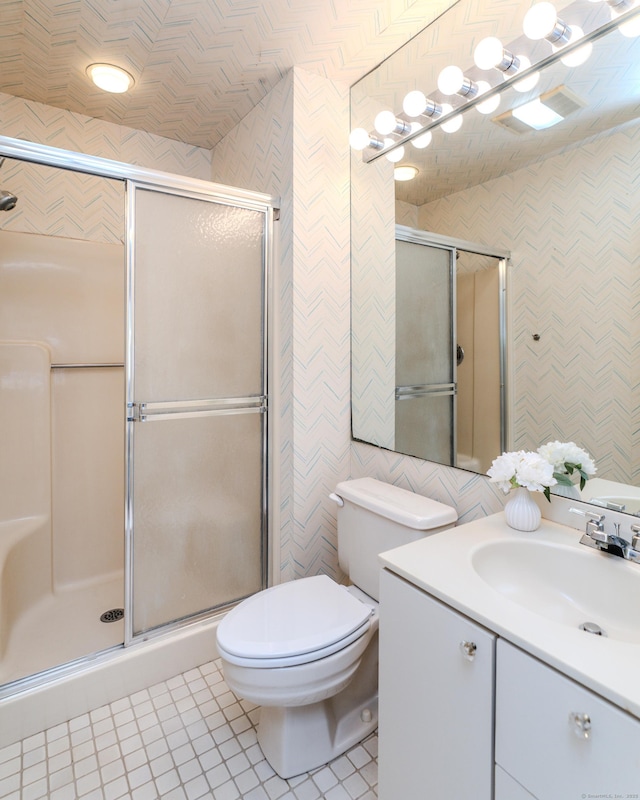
left=352, top=2, right=640, bottom=164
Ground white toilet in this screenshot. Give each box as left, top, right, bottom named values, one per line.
left=216, top=477, right=457, bottom=778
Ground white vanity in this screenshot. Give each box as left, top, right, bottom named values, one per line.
left=378, top=513, right=640, bottom=800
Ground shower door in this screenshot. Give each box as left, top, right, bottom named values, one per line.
left=126, top=183, right=269, bottom=642
left=395, top=236, right=457, bottom=465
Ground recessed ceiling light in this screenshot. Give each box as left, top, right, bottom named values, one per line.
left=394, top=165, right=419, bottom=181
left=86, top=63, right=135, bottom=93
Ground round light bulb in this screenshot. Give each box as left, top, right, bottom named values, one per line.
left=513, top=55, right=540, bottom=92
left=475, top=81, right=501, bottom=114
left=438, top=65, right=465, bottom=95
left=523, top=2, right=560, bottom=40
left=349, top=128, right=371, bottom=150
left=394, top=166, right=419, bottom=181
left=440, top=104, right=463, bottom=133
left=403, top=90, right=428, bottom=117
left=374, top=110, right=398, bottom=135
left=559, top=26, right=593, bottom=66
left=613, top=6, right=640, bottom=36
left=474, top=37, right=504, bottom=69
left=385, top=142, right=405, bottom=162
left=86, top=63, right=134, bottom=93
left=411, top=128, right=433, bottom=149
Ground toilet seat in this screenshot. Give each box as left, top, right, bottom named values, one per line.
left=217, top=575, right=374, bottom=668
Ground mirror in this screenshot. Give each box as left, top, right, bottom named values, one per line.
left=350, top=0, right=640, bottom=511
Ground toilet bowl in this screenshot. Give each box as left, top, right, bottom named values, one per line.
left=216, top=478, right=457, bottom=778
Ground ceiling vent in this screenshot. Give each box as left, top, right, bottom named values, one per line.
left=492, top=85, right=587, bottom=133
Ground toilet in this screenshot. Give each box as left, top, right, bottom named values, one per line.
left=216, top=477, right=457, bottom=778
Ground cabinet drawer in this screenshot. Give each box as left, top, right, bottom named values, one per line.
left=496, top=640, right=640, bottom=800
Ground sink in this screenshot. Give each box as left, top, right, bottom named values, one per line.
left=470, top=538, right=640, bottom=643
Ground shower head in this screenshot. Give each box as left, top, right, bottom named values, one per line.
left=0, top=190, right=18, bottom=211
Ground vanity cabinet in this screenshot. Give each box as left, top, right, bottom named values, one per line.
left=496, top=639, right=640, bottom=800
left=378, top=568, right=496, bottom=800
left=379, top=567, right=640, bottom=800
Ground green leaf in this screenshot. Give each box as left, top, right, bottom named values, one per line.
left=543, top=486, right=551, bottom=502
left=553, top=472, right=574, bottom=486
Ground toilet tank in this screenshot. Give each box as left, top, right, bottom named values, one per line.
left=333, top=477, right=457, bottom=601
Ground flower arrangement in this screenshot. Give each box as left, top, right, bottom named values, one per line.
left=487, top=442, right=596, bottom=502
left=487, top=450, right=557, bottom=499
left=537, top=440, right=596, bottom=494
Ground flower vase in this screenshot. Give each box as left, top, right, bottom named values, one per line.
left=504, top=487, right=541, bottom=532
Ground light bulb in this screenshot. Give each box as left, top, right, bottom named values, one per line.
left=374, top=110, right=398, bottom=135
left=559, top=26, right=593, bottom=66
left=349, top=128, right=372, bottom=150
left=523, top=3, right=571, bottom=44
left=474, top=36, right=521, bottom=75
left=385, top=141, right=405, bottom=162
left=411, top=128, right=433, bottom=149
left=440, top=104, right=463, bottom=133
left=438, top=65, right=464, bottom=95
left=475, top=81, right=501, bottom=114
left=403, top=90, right=427, bottom=117
left=86, top=63, right=134, bottom=93
left=512, top=56, right=540, bottom=92
left=437, top=65, right=477, bottom=98
left=612, top=5, right=640, bottom=36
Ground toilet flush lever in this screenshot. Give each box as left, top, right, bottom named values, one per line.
left=329, top=492, right=344, bottom=507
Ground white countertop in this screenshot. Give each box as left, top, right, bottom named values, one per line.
left=379, top=513, right=640, bottom=719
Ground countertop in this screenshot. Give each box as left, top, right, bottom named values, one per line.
left=379, top=512, right=640, bottom=719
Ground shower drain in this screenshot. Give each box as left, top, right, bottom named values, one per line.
left=100, top=608, right=124, bottom=623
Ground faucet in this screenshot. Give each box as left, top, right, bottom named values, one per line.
left=569, top=508, right=640, bottom=564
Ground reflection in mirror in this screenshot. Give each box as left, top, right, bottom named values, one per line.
left=350, top=0, right=640, bottom=512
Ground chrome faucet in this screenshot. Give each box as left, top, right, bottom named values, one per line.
left=569, top=508, right=640, bottom=564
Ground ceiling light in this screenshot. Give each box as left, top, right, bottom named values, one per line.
left=437, top=66, right=479, bottom=98
left=374, top=111, right=411, bottom=136
left=86, top=63, right=134, bottom=93
left=523, top=3, right=571, bottom=44
left=394, top=166, right=419, bottom=181
left=474, top=37, right=521, bottom=74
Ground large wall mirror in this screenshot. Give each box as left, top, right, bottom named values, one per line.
left=350, top=0, right=640, bottom=511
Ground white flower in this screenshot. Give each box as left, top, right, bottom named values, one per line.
left=487, top=450, right=557, bottom=495
left=537, top=441, right=596, bottom=477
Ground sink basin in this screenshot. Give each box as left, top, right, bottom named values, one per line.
left=471, top=538, right=640, bottom=643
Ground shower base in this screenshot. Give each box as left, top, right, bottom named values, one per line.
left=0, top=572, right=124, bottom=687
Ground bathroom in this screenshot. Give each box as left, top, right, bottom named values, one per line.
left=1, top=0, right=639, bottom=796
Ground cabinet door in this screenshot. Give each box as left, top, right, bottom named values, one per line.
left=378, top=569, right=495, bottom=800
left=495, top=766, right=536, bottom=800
left=496, top=639, right=640, bottom=800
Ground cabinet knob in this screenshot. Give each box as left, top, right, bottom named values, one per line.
left=569, top=711, right=591, bottom=739
left=459, top=640, right=477, bottom=661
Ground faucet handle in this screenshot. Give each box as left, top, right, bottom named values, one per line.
left=631, top=524, right=640, bottom=550
left=569, top=507, right=605, bottom=527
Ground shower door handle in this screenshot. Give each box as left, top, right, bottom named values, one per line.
left=128, top=396, right=267, bottom=422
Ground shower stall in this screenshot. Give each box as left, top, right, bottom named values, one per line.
left=0, top=137, right=274, bottom=728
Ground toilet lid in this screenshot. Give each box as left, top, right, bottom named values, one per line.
left=217, top=575, right=372, bottom=660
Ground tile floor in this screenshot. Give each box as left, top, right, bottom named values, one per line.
left=0, top=659, right=378, bottom=800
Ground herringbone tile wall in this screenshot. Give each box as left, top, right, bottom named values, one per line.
left=0, top=91, right=211, bottom=242
left=210, top=67, right=352, bottom=583
left=419, top=121, right=640, bottom=486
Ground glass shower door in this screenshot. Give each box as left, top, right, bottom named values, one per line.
left=126, top=184, right=268, bottom=641
left=394, top=236, right=456, bottom=464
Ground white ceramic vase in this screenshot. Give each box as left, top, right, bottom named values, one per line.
left=504, top=487, right=541, bottom=532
